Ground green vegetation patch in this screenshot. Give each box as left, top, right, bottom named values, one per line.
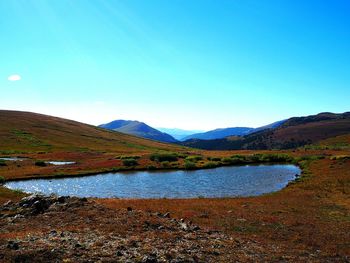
left=184, top=160, right=196, bottom=170
left=330, top=155, right=350, bottom=161
left=150, top=152, right=178, bottom=162
left=203, top=161, right=219, bottom=169
left=0, top=160, right=7, bottom=167
left=185, top=155, right=203, bottom=162
left=35, top=161, right=47, bottom=167
left=207, top=157, right=222, bottom=162
left=122, top=158, right=139, bottom=167
left=12, top=129, right=51, bottom=148
left=116, top=155, right=141, bottom=160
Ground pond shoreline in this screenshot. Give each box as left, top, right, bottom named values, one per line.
left=4, top=164, right=301, bottom=199
left=2, top=161, right=301, bottom=182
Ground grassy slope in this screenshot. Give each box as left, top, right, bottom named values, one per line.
left=0, top=110, right=191, bottom=180
left=0, top=110, right=183, bottom=154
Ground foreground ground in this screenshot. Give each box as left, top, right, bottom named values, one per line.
left=0, top=152, right=349, bottom=262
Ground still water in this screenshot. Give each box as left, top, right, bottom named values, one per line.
left=5, top=164, right=300, bottom=199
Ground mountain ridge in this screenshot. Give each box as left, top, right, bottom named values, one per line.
left=180, top=112, right=350, bottom=150
left=99, top=120, right=178, bottom=143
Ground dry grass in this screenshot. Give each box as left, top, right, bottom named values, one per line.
left=98, top=157, right=350, bottom=258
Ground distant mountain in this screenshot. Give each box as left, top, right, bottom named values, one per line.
left=157, top=128, right=205, bottom=141
left=182, top=127, right=254, bottom=141
left=99, top=120, right=178, bottom=143
left=252, top=119, right=286, bottom=133
left=182, top=120, right=286, bottom=141
left=180, top=112, right=350, bottom=150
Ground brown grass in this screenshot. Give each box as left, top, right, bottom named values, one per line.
left=98, top=157, right=350, bottom=257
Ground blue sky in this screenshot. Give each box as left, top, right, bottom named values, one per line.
left=1, top=0, right=349, bottom=130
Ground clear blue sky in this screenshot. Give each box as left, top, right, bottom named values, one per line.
left=1, top=0, right=349, bottom=130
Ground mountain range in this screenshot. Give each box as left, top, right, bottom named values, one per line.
left=181, top=112, right=350, bottom=150
left=100, top=119, right=287, bottom=143
left=1, top=110, right=349, bottom=152
left=156, top=128, right=205, bottom=141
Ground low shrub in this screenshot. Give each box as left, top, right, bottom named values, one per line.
left=147, top=165, right=157, bottom=170
left=116, top=155, right=141, bottom=160
left=203, top=161, right=219, bottom=169
left=211, top=157, right=222, bottom=162
left=150, top=153, right=178, bottom=162
left=184, top=161, right=196, bottom=170
left=122, top=158, right=138, bottom=166
left=330, top=155, right=350, bottom=161
left=0, top=176, right=5, bottom=184
left=0, top=160, right=6, bottom=166
left=161, top=161, right=170, bottom=168
left=35, top=161, right=47, bottom=167
left=185, top=155, right=203, bottom=162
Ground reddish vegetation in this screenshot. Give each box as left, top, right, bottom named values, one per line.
left=98, top=157, right=350, bottom=260
left=0, top=110, right=349, bottom=261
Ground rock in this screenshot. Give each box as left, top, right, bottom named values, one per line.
left=7, top=241, right=19, bottom=250
left=142, top=254, right=158, bottom=263
left=179, top=222, right=189, bottom=231
left=32, top=199, right=50, bottom=214
left=20, top=194, right=43, bottom=207
left=50, top=230, right=58, bottom=236
left=75, top=243, right=82, bottom=248
left=3, top=200, right=13, bottom=207
left=57, top=196, right=68, bottom=203
left=192, top=226, right=200, bottom=231
left=163, top=212, right=170, bottom=218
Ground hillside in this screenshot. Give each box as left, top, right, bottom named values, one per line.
left=99, top=120, right=177, bottom=143
left=182, top=120, right=285, bottom=141
left=182, top=127, right=253, bottom=141
left=0, top=110, right=182, bottom=154
left=181, top=112, right=350, bottom=150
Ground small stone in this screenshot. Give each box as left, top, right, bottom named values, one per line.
left=7, top=241, right=19, bottom=250
left=3, top=200, right=13, bottom=206
left=179, top=222, right=189, bottom=231
left=57, top=196, right=67, bottom=203
left=142, top=254, right=158, bottom=263
left=192, top=226, right=200, bottom=231
left=75, top=243, right=82, bottom=248
left=163, top=212, right=170, bottom=218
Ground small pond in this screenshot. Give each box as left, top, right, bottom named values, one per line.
left=5, top=164, right=300, bottom=199
left=0, top=157, right=26, bottom=161
left=46, top=161, right=76, bottom=166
